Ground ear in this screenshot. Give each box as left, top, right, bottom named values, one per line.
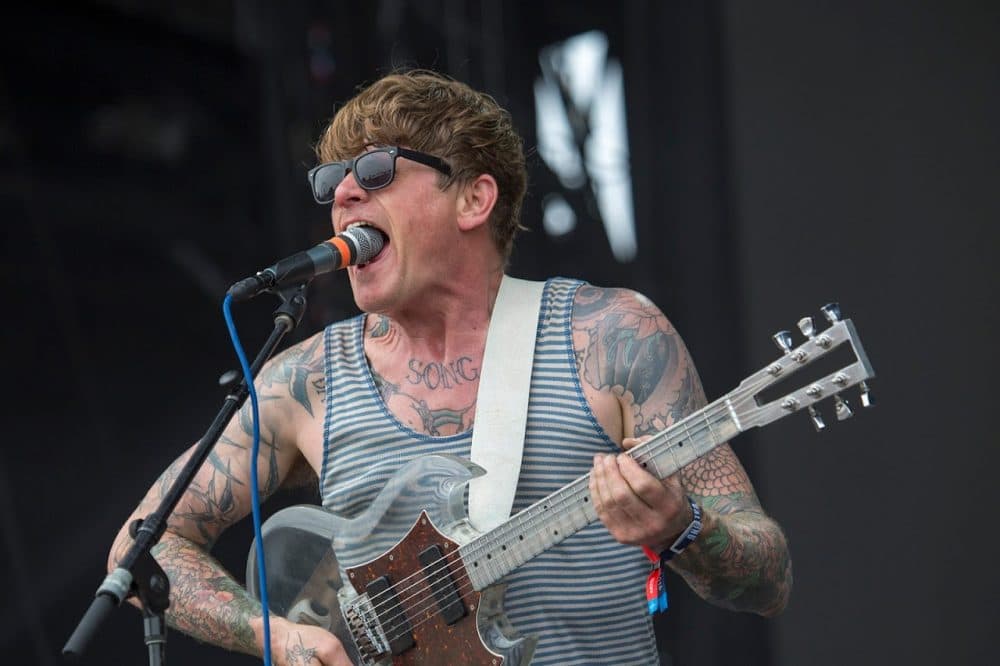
left=456, top=174, right=499, bottom=232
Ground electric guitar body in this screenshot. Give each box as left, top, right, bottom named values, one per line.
left=249, top=455, right=534, bottom=665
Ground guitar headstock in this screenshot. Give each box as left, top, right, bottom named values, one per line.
left=733, top=303, right=875, bottom=432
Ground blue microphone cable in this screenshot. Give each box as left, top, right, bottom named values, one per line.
left=222, top=293, right=272, bottom=666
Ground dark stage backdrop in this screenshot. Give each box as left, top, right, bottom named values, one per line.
left=724, top=2, right=998, bottom=665
left=1, top=2, right=996, bottom=665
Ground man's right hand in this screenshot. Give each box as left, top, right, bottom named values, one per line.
left=254, top=616, right=354, bottom=665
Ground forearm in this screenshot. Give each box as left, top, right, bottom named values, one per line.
left=669, top=497, right=792, bottom=617
left=113, top=532, right=265, bottom=656
left=152, top=536, right=265, bottom=654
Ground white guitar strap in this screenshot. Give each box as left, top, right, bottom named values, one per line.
left=467, top=275, right=545, bottom=532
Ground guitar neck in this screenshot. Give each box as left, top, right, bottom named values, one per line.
left=458, top=314, right=874, bottom=590
left=459, top=395, right=744, bottom=590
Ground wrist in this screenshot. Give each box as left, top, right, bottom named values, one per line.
left=249, top=613, right=282, bottom=657
left=659, top=495, right=703, bottom=561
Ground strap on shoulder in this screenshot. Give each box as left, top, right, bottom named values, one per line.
left=467, top=275, right=545, bottom=532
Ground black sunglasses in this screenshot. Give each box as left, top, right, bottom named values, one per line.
left=307, top=146, right=452, bottom=204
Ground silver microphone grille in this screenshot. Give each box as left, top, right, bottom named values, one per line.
left=343, top=226, right=386, bottom=264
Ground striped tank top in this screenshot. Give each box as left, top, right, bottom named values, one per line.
left=320, top=277, right=659, bottom=665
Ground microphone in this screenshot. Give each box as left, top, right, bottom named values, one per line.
left=227, top=226, right=385, bottom=301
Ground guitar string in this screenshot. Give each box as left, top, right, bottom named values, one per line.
left=354, top=477, right=592, bottom=633
left=354, top=385, right=768, bottom=643
left=356, top=323, right=851, bottom=620
left=358, top=338, right=860, bottom=644
left=358, top=380, right=769, bottom=632
left=368, top=393, right=752, bottom=645
left=356, top=348, right=792, bottom=607
left=362, top=390, right=725, bottom=612
left=369, top=389, right=799, bottom=651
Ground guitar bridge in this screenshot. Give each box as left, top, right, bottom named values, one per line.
left=345, top=594, right=392, bottom=661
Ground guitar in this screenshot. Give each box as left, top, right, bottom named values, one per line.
left=246, top=303, right=875, bottom=665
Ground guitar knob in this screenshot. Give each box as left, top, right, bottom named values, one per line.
left=859, top=381, right=874, bottom=408
left=772, top=330, right=794, bottom=353
left=797, top=316, right=815, bottom=339
left=807, top=405, right=826, bottom=432
left=834, top=394, right=854, bottom=421
left=821, top=302, right=842, bottom=323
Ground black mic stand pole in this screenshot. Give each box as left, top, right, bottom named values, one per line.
left=63, top=283, right=311, bottom=664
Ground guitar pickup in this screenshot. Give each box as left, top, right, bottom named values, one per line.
left=365, top=575, right=415, bottom=655
left=419, top=545, right=467, bottom=625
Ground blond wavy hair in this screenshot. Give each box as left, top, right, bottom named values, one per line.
left=316, top=69, right=527, bottom=262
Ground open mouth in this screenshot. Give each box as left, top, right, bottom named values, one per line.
left=355, top=226, right=389, bottom=269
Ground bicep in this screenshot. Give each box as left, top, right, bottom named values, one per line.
left=571, top=286, right=764, bottom=510
left=572, top=286, right=708, bottom=439
left=173, top=353, right=322, bottom=538
left=142, top=398, right=300, bottom=550
left=180, top=332, right=328, bottom=536
left=135, top=349, right=319, bottom=541
left=108, top=432, right=252, bottom=573
left=109, top=338, right=327, bottom=574
left=162, top=434, right=256, bottom=548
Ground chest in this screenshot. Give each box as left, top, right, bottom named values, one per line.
left=370, top=350, right=623, bottom=445
left=373, top=354, right=482, bottom=437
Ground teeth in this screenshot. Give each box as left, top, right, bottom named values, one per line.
left=346, top=221, right=373, bottom=230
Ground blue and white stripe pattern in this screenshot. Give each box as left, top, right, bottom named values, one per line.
left=321, top=277, right=659, bottom=665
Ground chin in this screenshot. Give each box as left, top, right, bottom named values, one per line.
left=350, top=260, right=414, bottom=315
left=350, top=282, right=396, bottom=315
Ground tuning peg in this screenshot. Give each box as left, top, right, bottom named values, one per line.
left=807, top=405, right=826, bottom=431
left=821, top=302, right=842, bottom=323
left=834, top=394, right=854, bottom=421
left=859, top=381, right=874, bottom=408
left=797, top=316, right=815, bottom=338
left=772, top=330, right=794, bottom=353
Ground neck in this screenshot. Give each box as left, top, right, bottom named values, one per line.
left=371, top=267, right=505, bottom=361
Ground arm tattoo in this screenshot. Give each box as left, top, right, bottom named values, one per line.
left=153, top=454, right=235, bottom=549
left=157, top=455, right=189, bottom=504
left=573, top=286, right=692, bottom=435
left=233, top=410, right=283, bottom=499
left=574, top=285, right=790, bottom=614
left=171, top=462, right=239, bottom=545
left=682, top=445, right=756, bottom=499
left=676, top=416, right=792, bottom=615
left=106, top=338, right=327, bottom=655
left=149, top=538, right=262, bottom=654
left=674, top=485, right=792, bottom=616
left=257, top=334, right=325, bottom=416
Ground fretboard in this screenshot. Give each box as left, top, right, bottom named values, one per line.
left=459, top=396, right=744, bottom=589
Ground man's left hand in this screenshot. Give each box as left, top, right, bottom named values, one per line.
left=589, top=436, right=694, bottom=553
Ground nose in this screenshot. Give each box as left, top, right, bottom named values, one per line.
left=333, top=169, right=369, bottom=208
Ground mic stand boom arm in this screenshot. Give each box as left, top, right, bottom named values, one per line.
left=63, top=283, right=310, bottom=664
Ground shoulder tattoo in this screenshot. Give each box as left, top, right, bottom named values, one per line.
left=573, top=286, right=705, bottom=436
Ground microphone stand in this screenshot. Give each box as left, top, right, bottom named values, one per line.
left=63, top=282, right=311, bottom=664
